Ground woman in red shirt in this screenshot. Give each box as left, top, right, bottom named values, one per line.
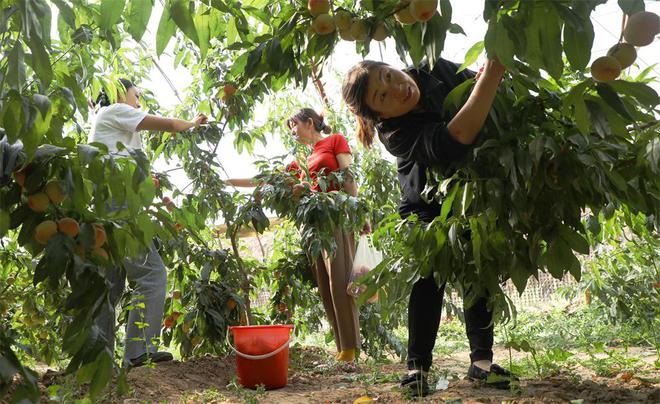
left=227, top=108, right=367, bottom=362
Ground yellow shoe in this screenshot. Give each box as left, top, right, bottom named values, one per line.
left=336, top=348, right=356, bottom=362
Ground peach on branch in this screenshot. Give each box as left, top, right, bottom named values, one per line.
left=606, top=43, right=637, bottom=69
left=57, top=217, right=80, bottom=238
left=312, top=13, right=335, bottom=35
left=395, top=1, right=416, bottom=25
left=350, top=20, right=368, bottom=41
left=35, top=220, right=57, bottom=245
left=409, top=0, right=438, bottom=22
left=590, top=56, right=622, bottom=82
left=307, top=0, right=330, bottom=17
left=28, top=193, right=50, bottom=212
left=333, top=10, right=353, bottom=31
left=623, top=11, right=660, bottom=47
left=93, top=223, right=107, bottom=248
left=45, top=181, right=66, bottom=204
left=339, top=28, right=354, bottom=41
left=372, top=24, right=388, bottom=41
left=92, top=247, right=109, bottom=260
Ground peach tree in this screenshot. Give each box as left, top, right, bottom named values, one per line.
left=1, top=0, right=659, bottom=401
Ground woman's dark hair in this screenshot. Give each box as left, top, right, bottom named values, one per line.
left=287, top=108, right=331, bottom=134
left=95, top=78, right=134, bottom=107
left=341, top=60, right=388, bottom=148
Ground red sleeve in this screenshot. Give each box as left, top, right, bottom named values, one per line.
left=332, top=134, right=351, bottom=155
left=286, top=161, right=303, bottom=179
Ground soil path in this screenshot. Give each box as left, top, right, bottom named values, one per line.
left=114, top=346, right=659, bottom=403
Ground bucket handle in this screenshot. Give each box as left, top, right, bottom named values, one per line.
left=226, top=326, right=295, bottom=361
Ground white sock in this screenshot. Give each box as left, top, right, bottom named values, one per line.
left=473, top=360, right=492, bottom=371
left=408, top=369, right=428, bottom=376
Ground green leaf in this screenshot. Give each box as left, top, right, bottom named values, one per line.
left=493, top=20, right=515, bottom=69
left=645, top=137, right=659, bottom=175
left=7, top=41, right=26, bottom=90
left=558, top=224, right=589, bottom=255
left=194, top=12, right=210, bottom=59
left=608, top=80, right=660, bottom=108
left=89, top=350, right=112, bottom=398
left=458, top=41, right=483, bottom=73
left=539, top=5, right=563, bottom=80
left=443, top=79, right=474, bottom=112
left=126, top=0, right=153, bottom=42
left=170, top=0, right=199, bottom=45
left=544, top=238, right=580, bottom=280
left=52, top=0, right=76, bottom=29
left=562, top=15, right=593, bottom=70
left=439, top=183, right=459, bottom=223
left=99, top=0, right=126, bottom=31
left=618, top=0, right=645, bottom=14
left=27, top=35, right=53, bottom=86
left=596, top=83, right=634, bottom=122
left=156, top=5, right=176, bottom=56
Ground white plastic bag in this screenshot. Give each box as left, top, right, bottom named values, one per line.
left=347, top=235, right=383, bottom=303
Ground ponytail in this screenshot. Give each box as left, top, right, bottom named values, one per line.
left=287, top=107, right=332, bottom=134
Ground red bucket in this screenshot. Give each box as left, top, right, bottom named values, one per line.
left=228, top=325, right=294, bottom=389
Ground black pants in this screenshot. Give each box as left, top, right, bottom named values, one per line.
left=407, top=276, right=494, bottom=371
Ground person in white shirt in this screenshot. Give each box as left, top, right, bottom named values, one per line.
left=90, top=78, right=207, bottom=368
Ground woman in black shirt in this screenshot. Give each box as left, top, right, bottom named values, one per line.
left=342, top=57, right=515, bottom=396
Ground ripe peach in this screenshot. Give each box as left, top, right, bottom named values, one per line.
left=28, top=193, right=50, bottom=212
left=623, top=11, right=660, bottom=47
left=334, top=10, right=352, bottom=31
left=395, top=1, right=416, bottom=25
left=45, top=181, right=66, bottom=204
left=350, top=20, right=368, bottom=41
left=181, top=322, right=191, bottom=334
left=171, top=311, right=182, bottom=321
left=57, top=217, right=80, bottom=238
left=93, top=223, right=107, bottom=248
left=92, top=247, right=109, bottom=260
left=13, top=170, right=26, bottom=187
left=35, top=220, right=57, bottom=245
left=163, top=315, right=174, bottom=329
left=590, top=56, right=622, bottom=82
left=312, top=13, right=335, bottom=35
left=292, top=183, right=305, bottom=202
left=409, top=0, right=438, bottom=22
left=607, top=43, right=637, bottom=69
left=339, top=28, right=354, bottom=41
left=372, top=24, right=388, bottom=41
left=227, top=299, right=237, bottom=310
left=151, top=175, right=161, bottom=189
left=277, top=302, right=286, bottom=313
left=222, top=84, right=236, bottom=102
left=307, top=0, right=330, bottom=17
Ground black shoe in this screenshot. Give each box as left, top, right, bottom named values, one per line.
left=467, top=363, right=518, bottom=389
left=400, top=370, right=430, bottom=397
left=128, top=351, right=173, bottom=368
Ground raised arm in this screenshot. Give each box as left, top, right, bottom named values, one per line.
left=446, top=59, right=505, bottom=145
left=137, top=113, right=208, bottom=133
left=224, top=178, right=258, bottom=187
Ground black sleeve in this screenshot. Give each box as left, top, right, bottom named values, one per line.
left=380, top=119, right=470, bottom=168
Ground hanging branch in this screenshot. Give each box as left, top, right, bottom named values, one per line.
left=310, top=60, right=330, bottom=109
left=135, top=39, right=184, bottom=104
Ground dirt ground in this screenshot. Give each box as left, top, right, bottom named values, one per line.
left=68, top=345, right=658, bottom=403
